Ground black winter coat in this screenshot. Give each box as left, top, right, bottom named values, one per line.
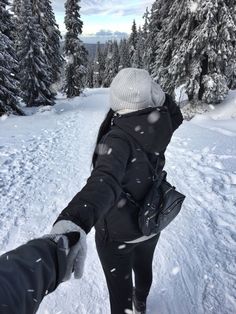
left=0, top=238, right=67, bottom=314
left=56, top=95, right=183, bottom=241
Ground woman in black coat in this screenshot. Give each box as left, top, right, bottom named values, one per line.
left=51, top=68, right=183, bottom=314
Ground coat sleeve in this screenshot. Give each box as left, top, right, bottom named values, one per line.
left=55, top=134, right=131, bottom=233
left=165, top=94, right=183, bottom=131
left=0, top=238, right=67, bottom=314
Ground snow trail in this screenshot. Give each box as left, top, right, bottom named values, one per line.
left=0, top=89, right=235, bottom=314
left=150, top=124, right=236, bottom=314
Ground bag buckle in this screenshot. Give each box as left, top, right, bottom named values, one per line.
left=152, top=174, right=157, bottom=181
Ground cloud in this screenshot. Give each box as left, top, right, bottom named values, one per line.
left=113, top=31, right=128, bottom=36
left=82, top=0, right=153, bottom=16
left=95, top=30, right=113, bottom=36
left=52, top=0, right=153, bottom=38
left=94, top=29, right=128, bottom=38
left=93, top=30, right=127, bottom=37
left=81, top=29, right=128, bottom=43
left=52, top=0, right=153, bottom=16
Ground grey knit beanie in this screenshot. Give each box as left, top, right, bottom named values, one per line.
left=109, top=68, right=165, bottom=111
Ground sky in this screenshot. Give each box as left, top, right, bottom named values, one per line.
left=52, top=0, right=153, bottom=43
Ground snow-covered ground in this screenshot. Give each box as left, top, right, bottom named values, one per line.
left=0, top=89, right=235, bottom=314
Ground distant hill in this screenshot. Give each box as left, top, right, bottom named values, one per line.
left=60, top=41, right=99, bottom=61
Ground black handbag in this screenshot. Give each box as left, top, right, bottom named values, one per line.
left=138, top=170, right=186, bottom=236
left=120, top=131, right=186, bottom=236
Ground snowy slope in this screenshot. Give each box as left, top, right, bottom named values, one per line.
left=0, top=89, right=235, bottom=314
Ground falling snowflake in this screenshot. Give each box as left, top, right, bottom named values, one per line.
left=96, top=143, right=109, bottom=155
left=107, top=148, right=112, bottom=155
left=117, top=198, right=127, bottom=208
left=148, top=111, right=160, bottom=124
left=118, top=244, right=126, bottom=250
left=124, top=309, right=133, bottom=314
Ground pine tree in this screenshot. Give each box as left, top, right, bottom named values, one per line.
left=142, top=8, right=151, bottom=71
left=226, top=2, right=236, bottom=89
left=144, top=0, right=171, bottom=73
left=86, top=61, right=94, bottom=88
left=129, top=20, right=138, bottom=63
left=64, top=0, right=88, bottom=97
left=103, top=41, right=120, bottom=87
left=18, top=0, right=55, bottom=107
left=151, top=0, right=236, bottom=104
left=103, top=41, right=113, bottom=87
left=11, top=0, right=21, bottom=67
left=12, top=0, right=21, bottom=17
left=111, top=40, right=120, bottom=74
left=132, top=27, right=144, bottom=68
left=32, top=0, right=63, bottom=84
left=142, top=8, right=149, bottom=42
left=41, top=0, right=63, bottom=83
left=93, top=42, right=105, bottom=87
left=119, top=38, right=131, bottom=69
left=0, top=0, right=23, bottom=115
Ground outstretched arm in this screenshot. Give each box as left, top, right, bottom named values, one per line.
left=55, top=134, right=130, bottom=233
left=165, top=94, right=183, bottom=131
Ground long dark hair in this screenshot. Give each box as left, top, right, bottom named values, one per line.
left=92, top=108, right=115, bottom=168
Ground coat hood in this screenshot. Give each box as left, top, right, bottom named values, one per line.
left=112, top=106, right=173, bottom=154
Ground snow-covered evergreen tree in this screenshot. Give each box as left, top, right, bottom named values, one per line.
left=142, top=7, right=151, bottom=71
left=119, top=38, right=131, bottom=69
left=93, top=42, right=105, bottom=87
left=11, top=0, right=21, bottom=43
left=11, top=0, right=21, bottom=64
left=18, top=0, right=55, bottom=107
left=129, top=20, right=138, bottom=64
left=64, top=0, right=88, bottom=97
left=86, top=62, right=94, bottom=88
left=102, top=41, right=113, bottom=88
left=132, top=27, right=144, bottom=68
left=112, top=40, right=120, bottom=74
left=0, top=0, right=23, bottom=115
left=12, top=0, right=21, bottom=17
left=151, top=0, right=236, bottom=104
left=144, top=0, right=170, bottom=73
left=226, top=2, right=236, bottom=89
left=142, top=8, right=149, bottom=42
left=32, top=0, right=63, bottom=84
left=103, top=40, right=120, bottom=88
left=103, top=41, right=108, bottom=61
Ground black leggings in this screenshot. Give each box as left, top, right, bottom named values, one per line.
left=95, top=232, right=160, bottom=314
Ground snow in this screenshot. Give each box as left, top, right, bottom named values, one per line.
left=174, top=84, right=189, bottom=103
left=189, top=1, right=199, bottom=13
left=0, top=114, right=8, bottom=121
left=191, top=90, right=236, bottom=136
left=198, top=89, right=236, bottom=120
left=0, top=88, right=236, bottom=313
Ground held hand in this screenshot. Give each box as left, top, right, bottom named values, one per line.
left=47, top=220, right=87, bottom=281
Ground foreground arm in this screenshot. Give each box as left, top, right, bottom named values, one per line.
left=0, top=238, right=67, bottom=314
